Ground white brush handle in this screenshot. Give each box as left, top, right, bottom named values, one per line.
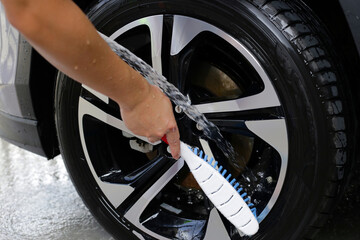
left=180, top=141, right=259, bottom=236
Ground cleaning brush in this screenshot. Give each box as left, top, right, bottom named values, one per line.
left=163, top=137, right=259, bottom=236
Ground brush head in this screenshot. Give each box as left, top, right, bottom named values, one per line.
left=180, top=142, right=259, bottom=236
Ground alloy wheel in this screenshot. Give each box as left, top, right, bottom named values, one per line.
left=77, top=15, right=288, bottom=239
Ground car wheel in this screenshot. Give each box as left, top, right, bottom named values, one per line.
left=54, top=0, right=354, bottom=239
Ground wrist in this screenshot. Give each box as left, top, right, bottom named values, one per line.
left=115, top=71, right=152, bottom=111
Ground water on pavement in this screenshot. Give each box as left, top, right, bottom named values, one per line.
left=0, top=139, right=113, bottom=240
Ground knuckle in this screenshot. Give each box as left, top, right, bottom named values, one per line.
left=155, top=132, right=164, bottom=139
left=168, top=124, right=176, bottom=131
left=167, top=123, right=178, bottom=132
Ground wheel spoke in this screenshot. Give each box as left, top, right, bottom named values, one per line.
left=203, top=209, right=231, bottom=240
left=78, top=96, right=159, bottom=144
left=78, top=96, right=165, bottom=208
left=204, top=118, right=289, bottom=223
left=205, top=116, right=288, bottom=223
left=245, top=119, right=288, bottom=222
left=100, top=155, right=167, bottom=185
left=110, top=15, right=164, bottom=74
left=78, top=97, right=134, bottom=208
left=82, top=84, right=109, bottom=104
left=245, top=119, right=288, bottom=164
left=171, top=15, right=280, bottom=114
left=109, top=155, right=180, bottom=212
left=195, top=91, right=280, bottom=114
left=207, top=103, right=282, bottom=130
left=199, top=139, right=216, bottom=162
left=209, top=119, right=253, bottom=137
left=124, top=158, right=185, bottom=240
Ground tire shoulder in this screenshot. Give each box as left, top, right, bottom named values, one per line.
left=250, top=0, right=351, bottom=238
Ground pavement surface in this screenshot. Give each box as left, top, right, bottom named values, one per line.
left=0, top=139, right=113, bottom=240
left=0, top=138, right=359, bottom=240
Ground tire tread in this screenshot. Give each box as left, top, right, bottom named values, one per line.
left=249, top=0, right=351, bottom=239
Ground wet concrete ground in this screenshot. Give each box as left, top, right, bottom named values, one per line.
left=0, top=139, right=113, bottom=240
left=0, top=138, right=359, bottom=239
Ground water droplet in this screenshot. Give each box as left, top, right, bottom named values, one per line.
left=266, top=176, right=273, bottom=184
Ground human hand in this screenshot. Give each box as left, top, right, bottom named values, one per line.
left=119, top=85, right=180, bottom=159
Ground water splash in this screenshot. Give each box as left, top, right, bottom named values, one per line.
left=99, top=32, right=236, bottom=160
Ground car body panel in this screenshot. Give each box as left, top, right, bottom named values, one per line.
left=1, top=3, right=36, bottom=119
left=0, top=3, right=51, bottom=158
left=0, top=3, right=21, bottom=117
left=340, top=0, right=360, bottom=56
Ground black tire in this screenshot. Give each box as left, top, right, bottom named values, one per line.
left=54, top=0, right=355, bottom=239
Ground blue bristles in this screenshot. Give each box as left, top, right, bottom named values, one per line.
left=190, top=146, right=257, bottom=219
left=194, top=148, right=198, bottom=155
left=225, top=174, right=232, bottom=181
left=213, top=161, right=218, bottom=168
left=251, top=208, right=257, bottom=217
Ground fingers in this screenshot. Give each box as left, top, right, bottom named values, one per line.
left=166, top=125, right=180, bottom=160
left=147, top=126, right=180, bottom=159
left=146, top=120, right=180, bottom=160
left=120, top=84, right=180, bottom=159
left=147, top=136, right=160, bottom=143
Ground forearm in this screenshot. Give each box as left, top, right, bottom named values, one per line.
left=1, top=0, right=150, bottom=110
